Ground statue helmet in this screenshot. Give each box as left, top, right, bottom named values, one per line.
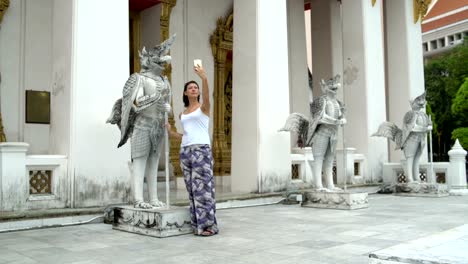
left=410, top=91, right=427, bottom=109
left=320, top=74, right=341, bottom=94
left=139, top=34, right=176, bottom=70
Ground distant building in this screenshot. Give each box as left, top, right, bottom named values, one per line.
left=422, top=0, right=468, bottom=59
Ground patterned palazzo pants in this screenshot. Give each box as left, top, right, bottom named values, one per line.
left=180, top=144, right=218, bottom=235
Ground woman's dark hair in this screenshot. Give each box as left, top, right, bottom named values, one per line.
left=183, top=80, right=200, bottom=107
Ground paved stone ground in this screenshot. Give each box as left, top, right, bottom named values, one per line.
left=0, top=194, right=467, bottom=264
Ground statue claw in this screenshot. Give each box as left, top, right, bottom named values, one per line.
left=315, top=187, right=328, bottom=192
left=150, top=200, right=166, bottom=208
left=134, top=201, right=153, bottom=209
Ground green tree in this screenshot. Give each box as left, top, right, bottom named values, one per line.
left=451, top=78, right=468, bottom=150
left=451, top=78, right=468, bottom=127
left=425, top=37, right=468, bottom=160
left=452, top=128, right=468, bottom=150
left=445, top=39, right=468, bottom=97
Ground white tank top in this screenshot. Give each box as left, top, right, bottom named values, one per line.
left=180, top=107, right=211, bottom=147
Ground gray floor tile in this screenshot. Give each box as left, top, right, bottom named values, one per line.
left=0, top=194, right=467, bottom=264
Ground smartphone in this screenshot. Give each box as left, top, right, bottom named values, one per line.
left=193, top=59, right=202, bottom=67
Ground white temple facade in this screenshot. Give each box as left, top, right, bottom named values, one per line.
left=0, top=0, right=429, bottom=211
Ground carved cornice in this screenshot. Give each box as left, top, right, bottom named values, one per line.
left=413, top=0, right=432, bottom=23
left=0, top=0, right=9, bottom=24
left=210, top=12, right=233, bottom=62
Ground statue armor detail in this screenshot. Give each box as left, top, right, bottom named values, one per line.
left=107, top=35, right=176, bottom=209
left=280, top=74, right=346, bottom=191
left=373, top=91, right=432, bottom=182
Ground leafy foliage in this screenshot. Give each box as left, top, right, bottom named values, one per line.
left=452, top=128, right=468, bottom=150
left=451, top=78, right=468, bottom=126
left=425, top=37, right=468, bottom=160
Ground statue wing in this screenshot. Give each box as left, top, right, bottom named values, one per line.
left=305, top=96, right=326, bottom=146
left=106, top=98, right=123, bottom=128
left=401, top=111, right=417, bottom=148
left=372, top=122, right=403, bottom=149
left=309, top=96, right=325, bottom=119
left=119, top=73, right=141, bottom=148
left=106, top=98, right=137, bottom=148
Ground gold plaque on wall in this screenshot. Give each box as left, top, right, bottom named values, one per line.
left=25, top=90, right=50, bottom=124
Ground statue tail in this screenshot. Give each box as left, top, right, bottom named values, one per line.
left=279, top=113, right=310, bottom=147
left=372, top=122, right=403, bottom=148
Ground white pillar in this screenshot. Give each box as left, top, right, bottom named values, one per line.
left=0, top=0, right=24, bottom=142
left=232, top=0, right=291, bottom=193
left=0, top=142, right=29, bottom=211
left=0, top=1, right=55, bottom=153
left=310, top=0, right=342, bottom=97
left=385, top=0, right=426, bottom=162
left=70, top=0, right=131, bottom=207
left=287, top=0, right=309, bottom=116
left=341, top=0, right=388, bottom=182
left=447, top=139, right=467, bottom=194
left=49, top=0, right=73, bottom=155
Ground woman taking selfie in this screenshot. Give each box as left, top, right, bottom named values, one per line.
left=166, top=62, right=218, bottom=236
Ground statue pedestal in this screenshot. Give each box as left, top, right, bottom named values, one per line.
left=113, top=206, right=192, bottom=238
left=301, top=191, right=369, bottom=210
left=395, top=182, right=449, bottom=197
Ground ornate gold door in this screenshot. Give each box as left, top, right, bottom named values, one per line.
left=210, top=12, right=233, bottom=175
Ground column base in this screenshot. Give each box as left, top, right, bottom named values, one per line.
left=395, top=183, right=449, bottom=197
left=301, top=191, right=369, bottom=210
left=113, top=206, right=192, bottom=238
left=449, top=189, right=468, bottom=196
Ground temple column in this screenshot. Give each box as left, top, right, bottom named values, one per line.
left=69, top=0, right=131, bottom=207
left=0, top=0, right=22, bottom=143
left=0, top=0, right=9, bottom=143
left=287, top=0, right=309, bottom=116
left=310, top=0, right=342, bottom=98
left=384, top=0, right=427, bottom=162
left=341, top=0, right=388, bottom=181
left=232, top=0, right=291, bottom=193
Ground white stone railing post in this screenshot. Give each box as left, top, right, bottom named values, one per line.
left=291, top=147, right=314, bottom=184
left=0, top=142, right=29, bottom=211
left=447, top=139, right=468, bottom=195
left=336, top=148, right=356, bottom=185
left=302, top=147, right=314, bottom=184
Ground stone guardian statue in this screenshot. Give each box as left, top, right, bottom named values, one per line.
left=107, top=35, right=175, bottom=209
left=280, top=74, right=346, bottom=191
left=372, top=91, right=432, bottom=183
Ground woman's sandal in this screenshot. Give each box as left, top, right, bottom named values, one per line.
left=200, top=230, right=215, bottom=236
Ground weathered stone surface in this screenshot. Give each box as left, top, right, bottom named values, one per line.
left=369, top=224, right=468, bottom=264
left=113, top=206, right=192, bottom=238
left=395, top=182, right=449, bottom=197
left=301, top=191, right=368, bottom=210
